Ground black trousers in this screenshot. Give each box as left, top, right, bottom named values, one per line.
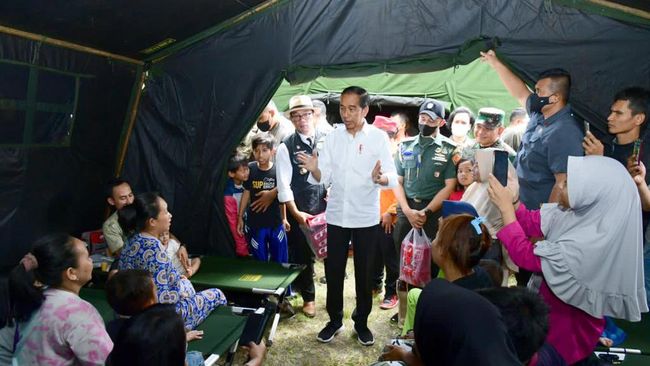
left=372, top=226, right=400, bottom=298
left=325, top=224, right=378, bottom=327
left=287, top=215, right=315, bottom=302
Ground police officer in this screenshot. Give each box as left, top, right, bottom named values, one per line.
left=461, top=107, right=516, bottom=162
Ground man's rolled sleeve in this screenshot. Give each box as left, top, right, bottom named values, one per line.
left=275, top=143, right=295, bottom=203
left=102, top=214, right=124, bottom=254
left=308, top=138, right=332, bottom=186
left=379, top=133, right=398, bottom=188
left=394, top=147, right=405, bottom=177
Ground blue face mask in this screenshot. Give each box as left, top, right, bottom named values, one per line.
left=529, top=93, right=551, bottom=114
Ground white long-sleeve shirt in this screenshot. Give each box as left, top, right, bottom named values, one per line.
left=308, top=122, right=397, bottom=228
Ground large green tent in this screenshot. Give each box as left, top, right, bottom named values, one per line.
left=0, top=0, right=649, bottom=263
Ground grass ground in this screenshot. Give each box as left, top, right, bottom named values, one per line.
left=226, top=258, right=399, bottom=365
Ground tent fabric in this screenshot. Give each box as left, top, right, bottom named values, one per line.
left=0, top=0, right=269, bottom=59
left=271, top=59, right=521, bottom=120
left=0, top=32, right=136, bottom=266
left=122, top=0, right=650, bottom=256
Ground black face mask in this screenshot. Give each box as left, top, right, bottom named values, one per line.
left=257, top=121, right=271, bottom=132
left=529, top=93, right=551, bottom=114
left=419, top=123, right=437, bottom=137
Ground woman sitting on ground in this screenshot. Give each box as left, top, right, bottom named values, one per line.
left=400, top=200, right=497, bottom=336
left=488, top=155, right=648, bottom=364
left=118, top=192, right=227, bottom=330
left=1, top=233, right=113, bottom=365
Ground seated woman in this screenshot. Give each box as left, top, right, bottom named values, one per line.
left=380, top=280, right=523, bottom=366
left=488, top=155, right=648, bottom=364
left=463, top=148, right=520, bottom=285
left=400, top=200, right=496, bottom=336
left=118, top=192, right=227, bottom=330
left=160, top=231, right=201, bottom=278
left=1, top=233, right=113, bottom=365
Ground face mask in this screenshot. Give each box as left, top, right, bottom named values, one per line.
left=451, top=123, right=471, bottom=138
left=257, top=121, right=271, bottom=132
left=529, top=93, right=551, bottom=114
left=419, top=123, right=437, bottom=137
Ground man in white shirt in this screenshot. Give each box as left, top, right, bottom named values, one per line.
left=276, top=95, right=327, bottom=318
left=299, top=86, right=397, bottom=346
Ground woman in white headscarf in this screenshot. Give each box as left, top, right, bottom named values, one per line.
left=488, top=155, right=647, bottom=365
left=463, top=148, right=519, bottom=284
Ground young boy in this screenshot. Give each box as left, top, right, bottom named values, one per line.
left=237, top=134, right=290, bottom=263
left=225, top=153, right=250, bottom=257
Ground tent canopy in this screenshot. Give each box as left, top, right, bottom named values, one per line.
left=1, top=0, right=649, bottom=262
left=272, top=59, right=522, bottom=120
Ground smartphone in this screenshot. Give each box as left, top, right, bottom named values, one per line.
left=493, top=150, right=509, bottom=187
left=633, top=139, right=642, bottom=165
left=583, top=121, right=590, bottom=134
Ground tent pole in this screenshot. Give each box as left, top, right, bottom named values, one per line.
left=586, top=0, right=650, bottom=19
left=0, top=24, right=143, bottom=65
left=114, top=65, right=145, bottom=177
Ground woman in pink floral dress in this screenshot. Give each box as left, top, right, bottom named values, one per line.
left=2, top=233, right=112, bottom=365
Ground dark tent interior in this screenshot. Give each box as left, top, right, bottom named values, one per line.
left=1, top=0, right=649, bottom=266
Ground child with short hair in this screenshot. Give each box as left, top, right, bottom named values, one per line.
left=237, top=134, right=290, bottom=263
left=225, top=153, right=250, bottom=257
left=105, top=269, right=204, bottom=366
left=449, top=158, right=474, bottom=201
left=159, top=231, right=201, bottom=278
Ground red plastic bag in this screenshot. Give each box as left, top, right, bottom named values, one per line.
left=300, top=213, right=328, bottom=260
left=399, top=228, right=432, bottom=287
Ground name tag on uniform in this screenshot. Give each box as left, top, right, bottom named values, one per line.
left=402, top=153, right=415, bottom=161
left=432, top=154, right=448, bottom=162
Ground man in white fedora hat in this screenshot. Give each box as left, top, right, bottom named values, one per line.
left=276, top=95, right=327, bottom=317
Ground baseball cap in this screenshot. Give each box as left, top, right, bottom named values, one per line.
left=419, top=99, right=445, bottom=121
left=441, top=200, right=479, bottom=218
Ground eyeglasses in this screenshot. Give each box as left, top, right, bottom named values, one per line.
left=290, top=112, right=313, bottom=121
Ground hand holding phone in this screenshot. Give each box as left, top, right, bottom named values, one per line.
left=493, top=150, right=509, bottom=187
left=633, top=139, right=642, bottom=165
